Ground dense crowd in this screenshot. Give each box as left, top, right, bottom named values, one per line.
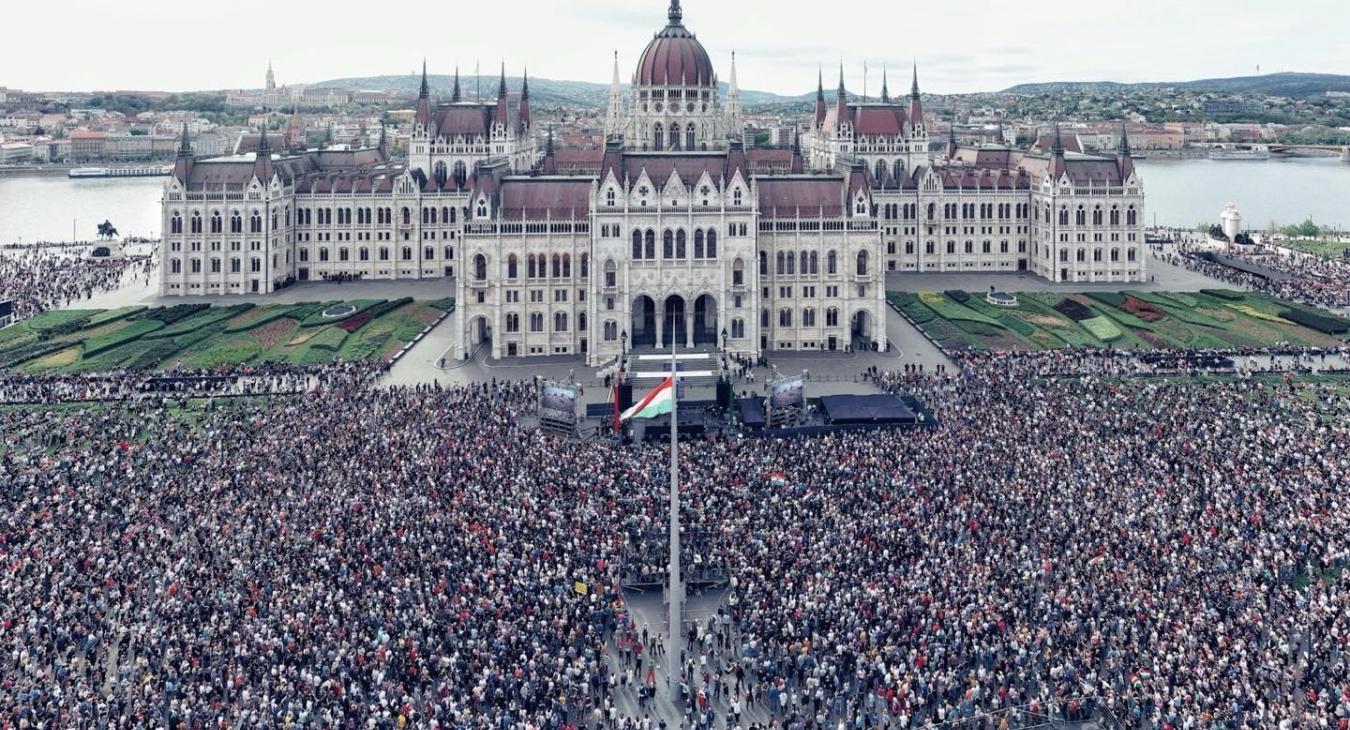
left=1171, top=246, right=1350, bottom=312
left=0, top=249, right=151, bottom=321
left=1, top=352, right=1348, bottom=729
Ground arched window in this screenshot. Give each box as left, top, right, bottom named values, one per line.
left=1058, top=208, right=1069, bottom=226
left=686, top=125, right=695, bottom=150
left=1126, top=206, right=1137, bottom=226
left=554, top=312, right=568, bottom=332
left=632, top=230, right=643, bottom=259
left=785, top=252, right=795, bottom=275
left=776, top=251, right=785, bottom=275
left=733, top=189, right=742, bottom=206
left=799, top=251, right=809, bottom=275
left=675, top=230, right=686, bottom=258
left=528, top=255, right=537, bottom=278
left=474, top=253, right=487, bottom=279
left=1110, top=248, right=1120, bottom=262
left=759, top=251, right=768, bottom=276
left=732, top=257, right=745, bottom=286
left=827, top=250, right=838, bottom=275
left=1076, top=248, right=1086, bottom=262
left=318, top=247, right=329, bottom=262
left=507, top=254, right=518, bottom=279
left=653, top=123, right=664, bottom=150
left=190, top=212, right=202, bottom=234
left=826, top=308, right=839, bottom=327
left=706, top=230, right=717, bottom=258
left=579, top=254, right=588, bottom=278
left=669, top=123, right=681, bottom=150
left=453, top=162, right=467, bottom=188
left=402, top=207, right=411, bottom=226
left=644, top=230, right=656, bottom=259
left=604, top=320, right=618, bottom=341
left=856, top=250, right=869, bottom=276
left=551, top=254, right=561, bottom=278
left=250, top=213, right=262, bottom=233
left=1093, top=248, right=1103, bottom=262
left=874, top=160, right=886, bottom=182
left=809, top=251, right=819, bottom=274
left=563, top=254, right=572, bottom=278
left=606, top=189, right=616, bottom=207
left=1127, top=248, right=1137, bottom=262
left=663, top=230, right=674, bottom=259
left=171, top=212, right=183, bottom=234
left=1092, top=207, right=1103, bottom=226
left=433, top=162, right=447, bottom=186
left=731, top=318, right=745, bottom=339
left=694, top=229, right=705, bottom=258
left=1110, top=206, right=1120, bottom=225
left=893, top=160, right=904, bottom=181
left=210, top=212, right=222, bottom=233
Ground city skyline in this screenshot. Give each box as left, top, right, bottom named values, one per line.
left=3, top=0, right=1349, bottom=96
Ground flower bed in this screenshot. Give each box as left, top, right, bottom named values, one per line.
left=1121, top=296, right=1166, bottom=323
left=1053, top=298, right=1095, bottom=322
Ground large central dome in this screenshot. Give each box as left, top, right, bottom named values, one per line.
left=635, top=0, right=716, bottom=88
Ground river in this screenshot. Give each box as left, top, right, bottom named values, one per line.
left=0, top=157, right=1347, bottom=245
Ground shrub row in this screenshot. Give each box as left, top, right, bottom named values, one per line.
left=1280, top=308, right=1350, bottom=335
left=0, top=341, right=67, bottom=369
left=1085, top=292, right=1127, bottom=307
left=85, top=320, right=165, bottom=356
left=427, top=297, right=455, bottom=311
left=944, top=290, right=971, bottom=304
left=1053, top=298, right=1095, bottom=322
left=1200, top=289, right=1245, bottom=301
left=135, top=304, right=209, bottom=326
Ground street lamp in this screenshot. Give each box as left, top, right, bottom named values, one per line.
left=721, top=327, right=728, bottom=352
left=620, top=329, right=628, bottom=364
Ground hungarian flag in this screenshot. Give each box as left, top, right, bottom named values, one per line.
left=620, top=377, right=674, bottom=421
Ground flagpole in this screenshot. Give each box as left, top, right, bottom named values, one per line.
left=668, top=330, right=682, bottom=703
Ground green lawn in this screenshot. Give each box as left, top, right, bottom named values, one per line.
left=1281, top=240, right=1350, bottom=260
left=890, top=289, right=1349, bottom=352
left=1, top=299, right=453, bottom=373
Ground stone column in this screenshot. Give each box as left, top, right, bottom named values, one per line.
left=685, top=300, right=694, bottom=350
left=655, top=301, right=664, bottom=350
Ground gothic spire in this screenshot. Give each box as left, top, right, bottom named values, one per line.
left=817, top=66, right=825, bottom=102
left=910, top=61, right=920, bottom=98
left=881, top=67, right=890, bottom=104
left=177, top=122, right=192, bottom=158
left=521, top=67, right=529, bottom=101
left=257, top=122, right=270, bottom=155
left=1118, top=120, right=1131, bottom=156
left=452, top=66, right=462, bottom=102
left=1052, top=121, right=1064, bottom=155
left=837, top=62, right=846, bottom=96
left=498, top=61, right=507, bottom=99
left=668, top=0, right=683, bottom=25
left=419, top=59, right=429, bottom=100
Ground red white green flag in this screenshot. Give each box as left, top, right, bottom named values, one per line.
left=621, top=377, right=674, bottom=421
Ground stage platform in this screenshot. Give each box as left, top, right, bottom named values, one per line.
left=819, top=394, right=919, bottom=425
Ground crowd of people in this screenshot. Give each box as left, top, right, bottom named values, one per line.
left=0, top=361, right=381, bottom=405
left=0, top=249, right=151, bottom=321
left=1, top=348, right=1348, bottom=729
left=1168, top=245, right=1350, bottom=313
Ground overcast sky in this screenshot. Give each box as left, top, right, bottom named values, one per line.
left=4, top=0, right=1348, bottom=96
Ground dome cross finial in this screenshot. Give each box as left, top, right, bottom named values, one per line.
left=668, top=0, right=683, bottom=25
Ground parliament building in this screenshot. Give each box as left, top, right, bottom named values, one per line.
left=159, top=0, right=1146, bottom=364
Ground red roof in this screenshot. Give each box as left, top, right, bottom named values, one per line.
left=757, top=178, right=845, bottom=217
left=635, top=7, right=715, bottom=88
left=500, top=179, right=591, bottom=220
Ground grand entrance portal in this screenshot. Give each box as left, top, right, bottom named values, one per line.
left=692, top=294, right=718, bottom=345
left=632, top=295, right=656, bottom=347
left=664, top=295, right=687, bottom=348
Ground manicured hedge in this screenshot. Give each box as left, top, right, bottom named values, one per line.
left=84, top=320, right=165, bottom=356
left=0, top=341, right=67, bottom=369
left=1200, top=289, right=1245, bottom=301
left=124, top=341, right=181, bottom=371
left=135, top=304, right=210, bottom=326
left=224, top=305, right=296, bottom=333
left=427, top=297, right=455, bottom=311
left=25, top=310, right=98, bottom=334
left=1086, top=292, right=1127, bottom=307
left=944, top=290, right=971, bottom=304
left=149, top=305, right=254, bottom=339
left=88, top=306, right=146, bottom=327
left=1280, top=308, right=1350, bottom=335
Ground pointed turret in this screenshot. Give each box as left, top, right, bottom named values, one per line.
left=881, top=67, right=890, bottom=104
left=726, top=51, right=743, bottom=135
left=378, top=122, right=388, bottom=159
left=518, top=67, right=532, bottom=133
left=835, top=63, right=849, bottom=133
left=605, top=51, right=625, bottom=139
left=173, top=122, right=194, bottom=183
left=790, top=130, right=804, bottom=173
left=452, top=66, right=462, bottom=103
left=908, top=62, right=925, bottom=133
left=177, top=122, right=192, bottom=158
left=1050, top=122, right=1068, bottom=178
left=414, top=59, right=433, bottom=132
left=495, top=62, right=510, bottom=133
left=668, top=0, right=683, bottom=25
left=814, top=66, right=827, bottom=129
left=497, top=62, right=507, bottom=99
left=1117, top=120, right=1135, bottom=179
left=541, top=126, right=557, bottom=174
left=253, top=123, right=273, bottom=183
left=948, top=123, right=959, bottom=159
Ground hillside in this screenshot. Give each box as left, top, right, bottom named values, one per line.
left=310, top=74, right=798, bottom=107
left=1004, top=72, right=1350, bottom=98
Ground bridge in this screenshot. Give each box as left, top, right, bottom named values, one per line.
left=1268, top=143, right=1350, bottom=161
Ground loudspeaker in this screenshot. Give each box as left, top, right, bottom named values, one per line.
left=716, top=381, right=733, bottom=410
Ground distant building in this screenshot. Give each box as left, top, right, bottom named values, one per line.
left=160, top=0, right=1146, bottom=363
